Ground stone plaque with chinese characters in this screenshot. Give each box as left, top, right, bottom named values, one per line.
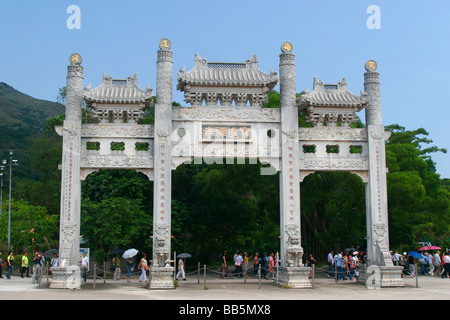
left=201, top=125, right=252, bottom=141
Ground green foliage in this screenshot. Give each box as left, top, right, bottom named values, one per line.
left=0, top=200, right=59, bottom=253
left=385, top=124, right=449, bottom=249
left=81, top=197, right=152, bottom=263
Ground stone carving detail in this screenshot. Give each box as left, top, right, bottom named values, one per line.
left=349, top=170, right=369, bottom=183
left=153, top=224, right=170, bottom=267
left=282, top=130, right=297, bottom=142
left=66, top=65, right=84, bottom=122
left=300, top=158, right=368, bottom=170
left=177, top=54, right=277, bottom=107
left=364, top=71, right=382, bottom=125
left=59, top=223, right=77, bottom=268
left=298, top=128, right=367, bottom=141
left=80, top=168, right=99, bottom=181
left=172, top=107, right=280, bottom=122
left=299, top=170, right=315, bottom=182
left=81, top=155, right=152, bottom=168
left=285, top=224, right=303, bottom=267
left=156, top=50, right=173, bottom=107
left=135, top=168, right=154, bottom=181
left=81, top=125, right=154, bottom=138
left=373, top=223, right=393, bottom=266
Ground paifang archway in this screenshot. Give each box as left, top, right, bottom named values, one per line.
left=51, top=40, right=404, bottom=289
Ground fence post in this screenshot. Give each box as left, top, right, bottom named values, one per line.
left=93, top=263, right=96, bottom=290
left=174, top=251, right=177, bottom=283
left=47, top=261, right=49, bottom=285
left=335, top=263, right=338, bottom=282
left=198, top=262, right=200, bottom=284
left=103, top=262, right=106, bottom=283
left=415, top=263, right=419, bottom=288
left=203, top=264, right=206, bottom=290
left=258, top=264, right=261, bottom=289
left=312, top=264, right=315, bottom=289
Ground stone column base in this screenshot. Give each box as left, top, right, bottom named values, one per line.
left=380, top=266, right=405, bottom=287
left=49, top=266, right=82, bottom=289
left=277, top=267, right=312, bottom=288
left=362, top=265, right=405, bottom=288
left=150, top=266, right=175, bottom=289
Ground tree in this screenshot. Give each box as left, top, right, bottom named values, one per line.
left=385, top=124, right=449, bottom=249
left=0, top=200, right=58, bottom=253
left=81, top=197, right=151, bottom=263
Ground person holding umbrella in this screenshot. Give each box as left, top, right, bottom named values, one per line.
left=122, top=249, right=138, bottom=283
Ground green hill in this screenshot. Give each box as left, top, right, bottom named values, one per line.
left=0, top=82, right=64, bottom=179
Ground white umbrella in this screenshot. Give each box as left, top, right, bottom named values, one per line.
left=122, top=248, right=138, bottom=259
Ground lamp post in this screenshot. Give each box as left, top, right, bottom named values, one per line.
left=0, top=165, right=5, bottom=216
left=2, top=150, right=18, bottom=251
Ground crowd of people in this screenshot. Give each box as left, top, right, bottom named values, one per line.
left=218, top=250, right=280, bottom=280
left=326, top=247, right=450, bottom=281
left=0, top=250, right=60, bottom=283
left=326, top=248, right=366, bottom=282
left=392, top=249, right=450, bottom=278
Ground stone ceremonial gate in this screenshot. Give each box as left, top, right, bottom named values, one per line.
left=51, top=39, right=404, bottom=289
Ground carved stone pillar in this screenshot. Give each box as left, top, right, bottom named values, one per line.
left=51, top=53, right=84, bottom=288
left=151, top=39, right=175, bottom=289
left=278, top=43, right=311, bottom=288
left=364, top=61, right=403, bottom=286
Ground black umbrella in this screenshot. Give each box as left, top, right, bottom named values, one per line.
left=109, top=249, right=124, bottom=256
left=44, top=249, right=59, bottom=258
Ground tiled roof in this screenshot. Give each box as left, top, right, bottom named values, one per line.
left=83, top=73, right=153, bottom=105
left=177, top=54, right=278, bottom=89
left=300, top=78, right=368, bottom=108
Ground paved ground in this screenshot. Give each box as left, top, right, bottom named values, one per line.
left=0, top=273, right=449, bottom=300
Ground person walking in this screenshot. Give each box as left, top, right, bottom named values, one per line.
left=50, top=253, right=59, bottom=268
left=21, top=252, right=29, bottom=278
left=307, top=253, right=317, bottom=278
left=176, top=257, right=186, bottom=281
left=126, top=257, right=133, bottom=283
left=138, top=254, right=149, bottom=283
left=260, top=253, right=267, bottom=279
left=253, top=253, right=260, bottom=276
left=327, top=250, right=335, bottom=278
left=220, top=250, right=228, bottom=279
left=79, top=251, right=89, bottom=283
left=408, top=253, right=416, bottom=277
left=6, top=251, right=14, bottom=280
left=243, top=252, right=252, bottom=278
left=233, top=251, right=244, bottom=279
left=441, top=252, right=450, bottom=278
left=427, top=251, right=434, bottom=276
left=336, top=251, right=344, bottom=281
left=31, top=251, right=42, bottom=284
left=112, top=254, right=121, bottom=281
left=267, top=252, right=275, bottom=280
left=433, top=251, right=442, bottom=277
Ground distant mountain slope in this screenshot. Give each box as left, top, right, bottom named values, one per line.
left=0, top=82, right=64, bottom=179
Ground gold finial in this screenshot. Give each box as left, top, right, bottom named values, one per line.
left=281, top=41, right=293, bottom=53
left=69, top=53, right=82, bottom=66
left=159, top=38, right=171, bottom=50
left=365, top=60, right=377, bottom=72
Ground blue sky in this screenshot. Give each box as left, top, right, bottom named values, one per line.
left=0, top=0, right=449, bottom=178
